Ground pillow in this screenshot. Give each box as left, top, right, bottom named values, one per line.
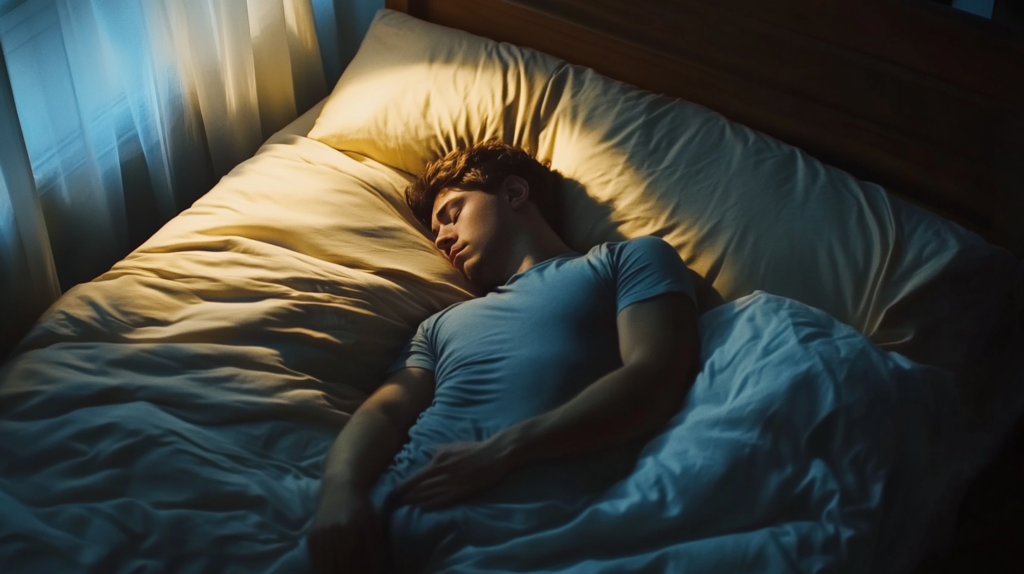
left=309, top=9, right=1022, bottom=394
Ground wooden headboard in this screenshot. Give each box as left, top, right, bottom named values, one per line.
left=385, top=0, right=1024, bottom=256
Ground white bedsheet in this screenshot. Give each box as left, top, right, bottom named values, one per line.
left=0, top=291, right=968, bottom=573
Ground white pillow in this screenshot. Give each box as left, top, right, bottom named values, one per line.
left=309, top=9, right=1022, bottom=393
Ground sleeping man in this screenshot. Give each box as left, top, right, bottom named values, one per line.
left=307, top=140, right=701, bottom=573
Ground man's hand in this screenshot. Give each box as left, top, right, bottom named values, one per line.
left=396, top=440, right=514, bottom=510
left=307, top=486, right=385, bottom=574
left=306, top=367, right=435, bottom=571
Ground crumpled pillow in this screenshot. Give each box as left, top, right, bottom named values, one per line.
left=308, top=9, right=1023, bottom=399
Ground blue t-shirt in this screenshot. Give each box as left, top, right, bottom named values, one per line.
left=387, top=235, right=695, bottom=431
left=375, top=236, right=696, bottom=570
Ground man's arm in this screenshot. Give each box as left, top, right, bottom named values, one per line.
left=308, top=366, right=435, bottom=574
left=495, top=291, right=700, bottom=463
left=318, top=367, right=436, bottom=490
left=398, top=292, right=699, bottom=508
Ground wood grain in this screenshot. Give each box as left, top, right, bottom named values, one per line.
left=384, top=0, right=408, bottom=14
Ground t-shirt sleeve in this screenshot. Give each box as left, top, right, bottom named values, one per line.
left=385, top=316, right=438, bottom=375
left=604, top=236, right=697, bottom=314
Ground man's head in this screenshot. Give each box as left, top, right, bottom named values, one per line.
left=406, top=141, right=566, bottom=289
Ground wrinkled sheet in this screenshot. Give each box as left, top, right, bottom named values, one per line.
left=1, top=279, right=967, bottom=574
left=370, top=292, right=965, bottom=573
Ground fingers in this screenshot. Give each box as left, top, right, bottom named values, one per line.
left=412, top=486, right=465, bottom=510
left=401, top=473, right=452, bottom=498
left=308, top=491, right=389, bottom=574
left=308, top=527, right=333, bottom=574
left=397, top=443, right=477, bottom=492
left=308, top=522, right=364, bottom=574
left=403, top=483, right=451, bottom=505
left=362, top=514, right=382, bottom=572
left=396, top=441, right=509, bottom=509
left=396, top=459, right=450, bottom=497
left=365, top=514, right=385, bottom=574
left=306, top=531, right=319, bottom=573
left=314, top=529, right=329, bottom=574
left=398, top=465, right=481, bottom=506
left=332, top=536, right=343, bottom=574
left=347, top=528, right=369, bottom=573
left=402, top=474, right=480, bottom=508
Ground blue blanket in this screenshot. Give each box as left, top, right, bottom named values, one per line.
left=371, top=292, right=964, bottom=573
left=0, top=292, right=968, bottom=573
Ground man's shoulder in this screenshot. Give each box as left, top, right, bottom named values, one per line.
left=588, top=235, right=673, bottom=259
left=617, top=235, right=671, bottom=249
left=420, top=298, right=474, bottom=329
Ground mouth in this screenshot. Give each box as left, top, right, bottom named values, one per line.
left=449, top=246, right=464, bottom=267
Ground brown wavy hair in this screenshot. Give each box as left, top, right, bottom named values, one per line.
left=406, top=140, right=561, bottom=232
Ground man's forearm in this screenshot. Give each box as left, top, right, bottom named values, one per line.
left=319, top=368, right=434, bottom=497
left=486, top=362, right=694, bottom=469
left=321, top=405, right=412, bottom=493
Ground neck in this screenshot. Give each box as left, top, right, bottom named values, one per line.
left=509, top=224, right=576, bottom=278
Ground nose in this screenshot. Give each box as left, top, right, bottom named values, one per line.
left=435, top=224, right=456, bottom=255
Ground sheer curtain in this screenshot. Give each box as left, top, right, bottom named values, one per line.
left=0, top=44, right=60, bottom=357
left=0, top=0, right=333, bottom=356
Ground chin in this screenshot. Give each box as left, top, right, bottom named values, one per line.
left=462, top=268, right=486, bottom=289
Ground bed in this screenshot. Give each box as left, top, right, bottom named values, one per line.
left=1, top=0, right=1022, bottom=572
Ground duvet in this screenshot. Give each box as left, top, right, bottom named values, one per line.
left=374, top=292, right=963, bottom=574
left=0, top=287, right=965, bottom=573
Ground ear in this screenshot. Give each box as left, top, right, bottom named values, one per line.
left=503, top=175, right=530, bottom=209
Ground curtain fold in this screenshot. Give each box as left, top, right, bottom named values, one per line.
left=0, top=41, right=60, bottom=358
left=0, top=0, right=329, bottom=357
